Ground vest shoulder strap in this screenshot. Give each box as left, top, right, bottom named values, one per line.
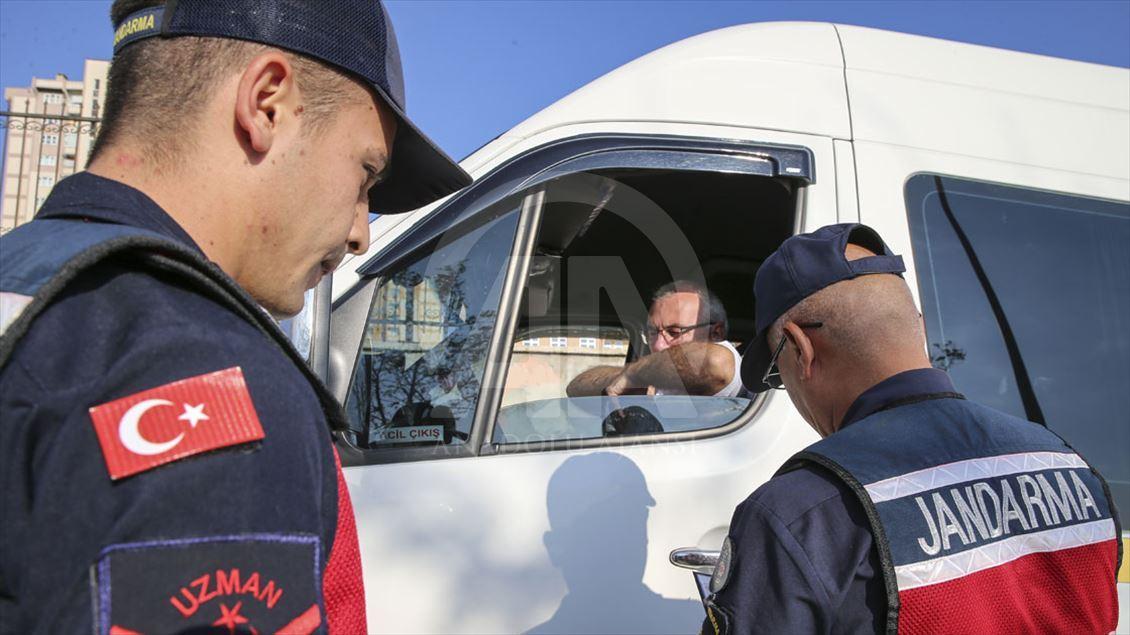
left=0, top=218, right=348, bottom=432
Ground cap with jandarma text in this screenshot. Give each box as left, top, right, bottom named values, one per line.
left=111, top=0, right=472, bottom=214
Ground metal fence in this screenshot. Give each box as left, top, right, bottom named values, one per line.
left=0, top=110, right=102, bottom=233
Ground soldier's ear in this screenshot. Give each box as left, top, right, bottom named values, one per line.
left=233, top=51, right=297, bottom=154
left=783, top=321, right=816, bottom=381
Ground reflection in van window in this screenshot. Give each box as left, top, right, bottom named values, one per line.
left=906, top=174, right=1130, bottom=515
left=344, top=206, right=521, bottom=448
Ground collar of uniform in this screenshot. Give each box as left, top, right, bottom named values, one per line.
left=36, top=172, right=203, bottom=254
left=839, top=367, right=957, bottom=430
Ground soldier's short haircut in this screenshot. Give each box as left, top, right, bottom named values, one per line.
left=92, top=0, right=367, bottom=164
left=769, top=272, right=922, bottom=366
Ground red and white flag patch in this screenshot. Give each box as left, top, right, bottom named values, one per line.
left=89, top=367, right=264, bottom=480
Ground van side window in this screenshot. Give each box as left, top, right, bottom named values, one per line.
left=905, top=174, right=1130, bottom=515
left=344, top=205, right=521, bottom=448
left=493, top=169, right=796, bottom=445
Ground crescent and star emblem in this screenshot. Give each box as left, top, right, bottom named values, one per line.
left=118, top=399, right=210, bottom=456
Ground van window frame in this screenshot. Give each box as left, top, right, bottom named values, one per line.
left=334, top=134, right=814, bottom=466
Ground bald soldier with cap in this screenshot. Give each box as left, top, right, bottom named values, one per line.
left=702, top=224, right=1121, bottom=634
left=0, top=1, right=469, bottom=632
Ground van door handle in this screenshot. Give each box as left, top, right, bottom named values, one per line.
left=669, top=548, right=720, bottom=573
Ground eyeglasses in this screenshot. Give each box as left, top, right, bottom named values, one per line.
left=643, top=322, right=715, bottom=343
left=762, top=322, right=823, bottom=390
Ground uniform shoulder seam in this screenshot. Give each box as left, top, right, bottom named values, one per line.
left=742, top=495, right=837, bottom=608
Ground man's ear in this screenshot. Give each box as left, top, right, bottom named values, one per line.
left=234, top=51, right=298, bottom=154
left=709, top=322, right=726, bottom=342
left=783, top=321, right=816, bottom=381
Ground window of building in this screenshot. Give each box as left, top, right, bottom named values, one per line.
left=64, top=133, right=77, bottom=148
left=344, top=203, right=522, bottom=449
left=42, top=134, right=58, bottom=145
left=40, top=155, right=57, bottom=166
left=69, top=94, right=83, bottom=105
left=549, top=337, right=567, bottom=348
left=38, top=176, right=54, bottom=188
left=42, top=93, right=62, bottom=105
left=502, top=326, right=631, bottom=412
left=905, top=174, right=1130, bottom=517
left=603, top=339, right=626, bottom=350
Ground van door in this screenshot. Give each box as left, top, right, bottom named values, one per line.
left=329, top=131, right=838, bottom=634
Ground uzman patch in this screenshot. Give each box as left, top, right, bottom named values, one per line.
left=94, top=534, right=322, bottom=635
left=88, top=367, right=264, bottom=480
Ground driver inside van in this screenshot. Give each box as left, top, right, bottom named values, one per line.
left=566, top=280, right=745, bottom=398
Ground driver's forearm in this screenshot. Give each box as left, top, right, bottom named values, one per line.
left=629, top=343, right=732, bottom=395
left=566, top=365, right=623, bottom=397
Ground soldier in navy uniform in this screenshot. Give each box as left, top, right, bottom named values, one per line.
left=701, top=224, right=1121, bottom=634
left=0, top=1, right=469, bottom=633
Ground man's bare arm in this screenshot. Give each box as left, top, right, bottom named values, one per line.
left=607, top=342, right=734, bottom=396
left=566, top=365, right=625, bottom=397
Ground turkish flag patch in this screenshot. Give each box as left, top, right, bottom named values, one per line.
left=89, top=367, right=264, bottom=480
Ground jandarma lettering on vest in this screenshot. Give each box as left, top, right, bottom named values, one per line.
left=794, top=398, right=1120, bottom=633
left=912, top=468, right=1101, bottom=556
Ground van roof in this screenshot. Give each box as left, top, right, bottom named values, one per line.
left=501, top=21, right=1130, bottom=134
left=494, top=21, right=1129, bottom=180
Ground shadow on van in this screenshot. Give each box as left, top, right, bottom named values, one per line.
left=525, top=452, right=702, bottom=634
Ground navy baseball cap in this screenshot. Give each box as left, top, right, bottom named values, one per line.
left=112, top=0, right=472, bottom=214
left=739, top=223, right=906, bottom=393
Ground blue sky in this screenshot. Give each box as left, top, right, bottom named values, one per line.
left=1, top=1, right=1128, bottom=160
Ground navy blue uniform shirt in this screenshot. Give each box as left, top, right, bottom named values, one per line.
left=0, top=173, right=340, bottom=633
left=707, top=368, right=957, bottom=635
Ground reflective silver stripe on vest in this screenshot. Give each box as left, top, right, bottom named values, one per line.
left=865, top=451, right=1089, bottom=503
left=0, top=292, right=33, bottom=337
left=895, top=517, right=1114, bottom=590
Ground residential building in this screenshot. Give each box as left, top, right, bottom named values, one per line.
left=2, top=59, right=109, bottom=233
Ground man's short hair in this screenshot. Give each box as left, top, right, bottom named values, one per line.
left=651, top=280, right=729, bottom=339
left=92, top=0, right=366, bottom=164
